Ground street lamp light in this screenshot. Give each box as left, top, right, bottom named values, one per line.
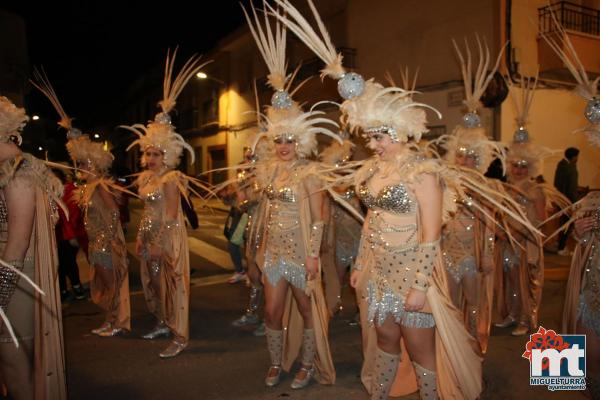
left=32, top=115, right=40, bottom=121
left=38, top=146, right=43, bottom=151
left=196, top=72, right=208, bottom=79
left=93, top=133, right=100, bottom=139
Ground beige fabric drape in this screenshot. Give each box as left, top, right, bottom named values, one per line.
left=34, top=185, right=67, bottom=400
left=87, top=190, right=130, bottom=331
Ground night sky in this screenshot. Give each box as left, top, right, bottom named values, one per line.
left=3, top=1, right=247, bottom=129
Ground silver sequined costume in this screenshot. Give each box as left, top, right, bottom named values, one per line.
left=356, top=157, right=435, bottom=328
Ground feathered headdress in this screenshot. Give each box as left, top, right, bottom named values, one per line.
left=242, top=1, right=341, bottom=157
left=540, top=11, right=600, bottom=146
left=505, top=74, right=556, bottom=178
left=437, top=37, right=506, bottom=174
left=0, top=96, right=28, bottom=145
left=267, top=0, right=441, bottom=143
left=30, top=69, right=114, bottom=172
left=122, top=49, right=211, bottom=168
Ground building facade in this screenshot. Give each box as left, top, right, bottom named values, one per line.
left=121, top=0, right=600, bottom=188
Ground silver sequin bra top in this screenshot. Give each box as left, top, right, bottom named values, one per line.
left=357, top=182, right=416, bottom=214
left=265, top=184, right=297, bottom=203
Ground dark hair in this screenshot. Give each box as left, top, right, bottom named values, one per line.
left=565, top=147, right=579, bottom=160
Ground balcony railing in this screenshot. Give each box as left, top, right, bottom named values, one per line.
left=539, top=1, right=600, bottom=37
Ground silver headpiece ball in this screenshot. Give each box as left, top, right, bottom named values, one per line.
left=155, top=112, right=172, bottom=125
left=271, top=90, right=293, bottom=109
left=585, top=98, right=600, bottom=123
left=337, top=72, right=365, bottom=100
left=462, top=112, right=481, bottom=128
left=514, top=126, right=530, bottom=143
left=67, top=127, right=82, bottom=140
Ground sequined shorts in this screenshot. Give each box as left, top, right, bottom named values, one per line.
left=263, top=252, right=306, bottom=291
left=365, top=280, right=435, bottom=328
left=444, top=255, right=476, bottom=284
left=579, top=294, right=600, bottom=337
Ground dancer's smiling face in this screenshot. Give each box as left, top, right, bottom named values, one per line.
left=274, top=137, right=296, bottom=161
left=366, top=132, right=402, bottom=161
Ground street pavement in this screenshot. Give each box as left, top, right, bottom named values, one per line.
left=61, top=199, right=587, bottom=400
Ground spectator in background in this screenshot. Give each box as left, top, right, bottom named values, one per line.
left=55, top=168, right=87, bottom=301
left=554, top=147, right=580, bottom=255
left=219, top=184, right=247, bottom=284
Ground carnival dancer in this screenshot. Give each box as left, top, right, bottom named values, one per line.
left=231, top=144, right=268, bottom=337
left=319, top=139, right=362, bottom=315
left=0, top=95, right=66, bottom=399
left=434, top=37, right=505, bottom=353
left=496, top=74, right=570, bottom=336
left=240, top=3, right=340, bottom=388
left=541, top=19, right=600, bottom=397
left=31, top=71, right=132, bottom=337
left=122, top=50, right=211, bottom=358
left=266, top=2, right=500, bottom=398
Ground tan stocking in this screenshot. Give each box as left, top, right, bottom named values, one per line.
left=413, top=362, right=439, bottom=400
left=371, top=348, right=399, bottom=400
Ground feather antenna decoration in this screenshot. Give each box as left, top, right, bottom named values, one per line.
left=539, top=11, right=598, bottom=100
left=452, top=35, right=506, bottom=114
left=30, top=68, right=76, bottom=134
left=504, top=69, right=539, bottom=129
left=159, top=48, right=213, bottom=114
left=123, top=50, right=213, bottom=168
left=268, top=0, right=441, bottom=143
left=241, top=1, right=287, bottom=91
left=240, top=0, right=342, bottom=157
left=31, top=69, right=114, bottom=171
left=265, top=0, right=343, bottom=79
left=433, top=36, right=508, bottom=174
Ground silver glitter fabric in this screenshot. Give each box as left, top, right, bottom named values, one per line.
left=443, top=254, right=476, bottom=284
left=462, top=112, right=481, bottom=128
left=579, top=294, right=600, bottom=337
left=585, top=98, right=600, bottom=123
left=139, top=187, right=164, bottom=260
left=442, top=200, right=478, bottom=283
left=579, top=237, right=600, bottom=336
left=357, top=182, right=416, bottom=214
left=0, top=198, right=7, bottom=224
left=337, top=72, right=365, bottom=100
left=265, top=184, right=297, bottom=203
left=85, top=190, right=119, bottom=269
left=263, top=175, right=307, bottom=290
left=0, top=260, right=23, bottom=308
left=271, top=90, right=293, bottom=109
left=366, top=279, right=435, bottom=328
left=264, top=252, right=306, bottom=290
left=514, top=127, right=530, bottom=143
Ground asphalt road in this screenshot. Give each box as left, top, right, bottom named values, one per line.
left=61, top=199, right=587, bottom=400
